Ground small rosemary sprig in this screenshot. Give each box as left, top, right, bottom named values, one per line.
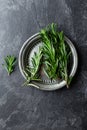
left=2, top=55, right=16, bottom=75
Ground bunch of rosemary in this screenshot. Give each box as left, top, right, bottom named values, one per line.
left=40, top=23, right=72, bottom=87
left=24, top=23, right=72, bottom=88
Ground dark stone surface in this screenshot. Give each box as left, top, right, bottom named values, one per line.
left=0, top=0, right=87, bottom=130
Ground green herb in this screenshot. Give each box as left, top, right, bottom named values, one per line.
left=58, top=31, right=72, bottom=88
left=2, top=55, right=16, bottom=75
left=23, top=47, right=42, bottom=85
left=24, top=23, right=72, bottom=88
left=40, top=24, right=58, bottom=79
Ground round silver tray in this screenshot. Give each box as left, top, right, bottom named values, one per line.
left=19, top=33, right=78, bottom=91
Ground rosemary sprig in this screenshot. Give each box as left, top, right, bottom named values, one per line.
left=23, top=47, right=42, bottom=85
left=2, top=55, right=16, bottom=75
left=40, top=25, right=58, bottom=79
left=58, top=31, right=72, bottom=88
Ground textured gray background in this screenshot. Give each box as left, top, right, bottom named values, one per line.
left=0, top=0, right=87, bottom=130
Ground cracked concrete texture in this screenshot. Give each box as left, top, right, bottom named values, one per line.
left=0, top=0, right=87, bottom=130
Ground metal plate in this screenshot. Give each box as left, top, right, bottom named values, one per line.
left=19, top=33, right=78, bottom=91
